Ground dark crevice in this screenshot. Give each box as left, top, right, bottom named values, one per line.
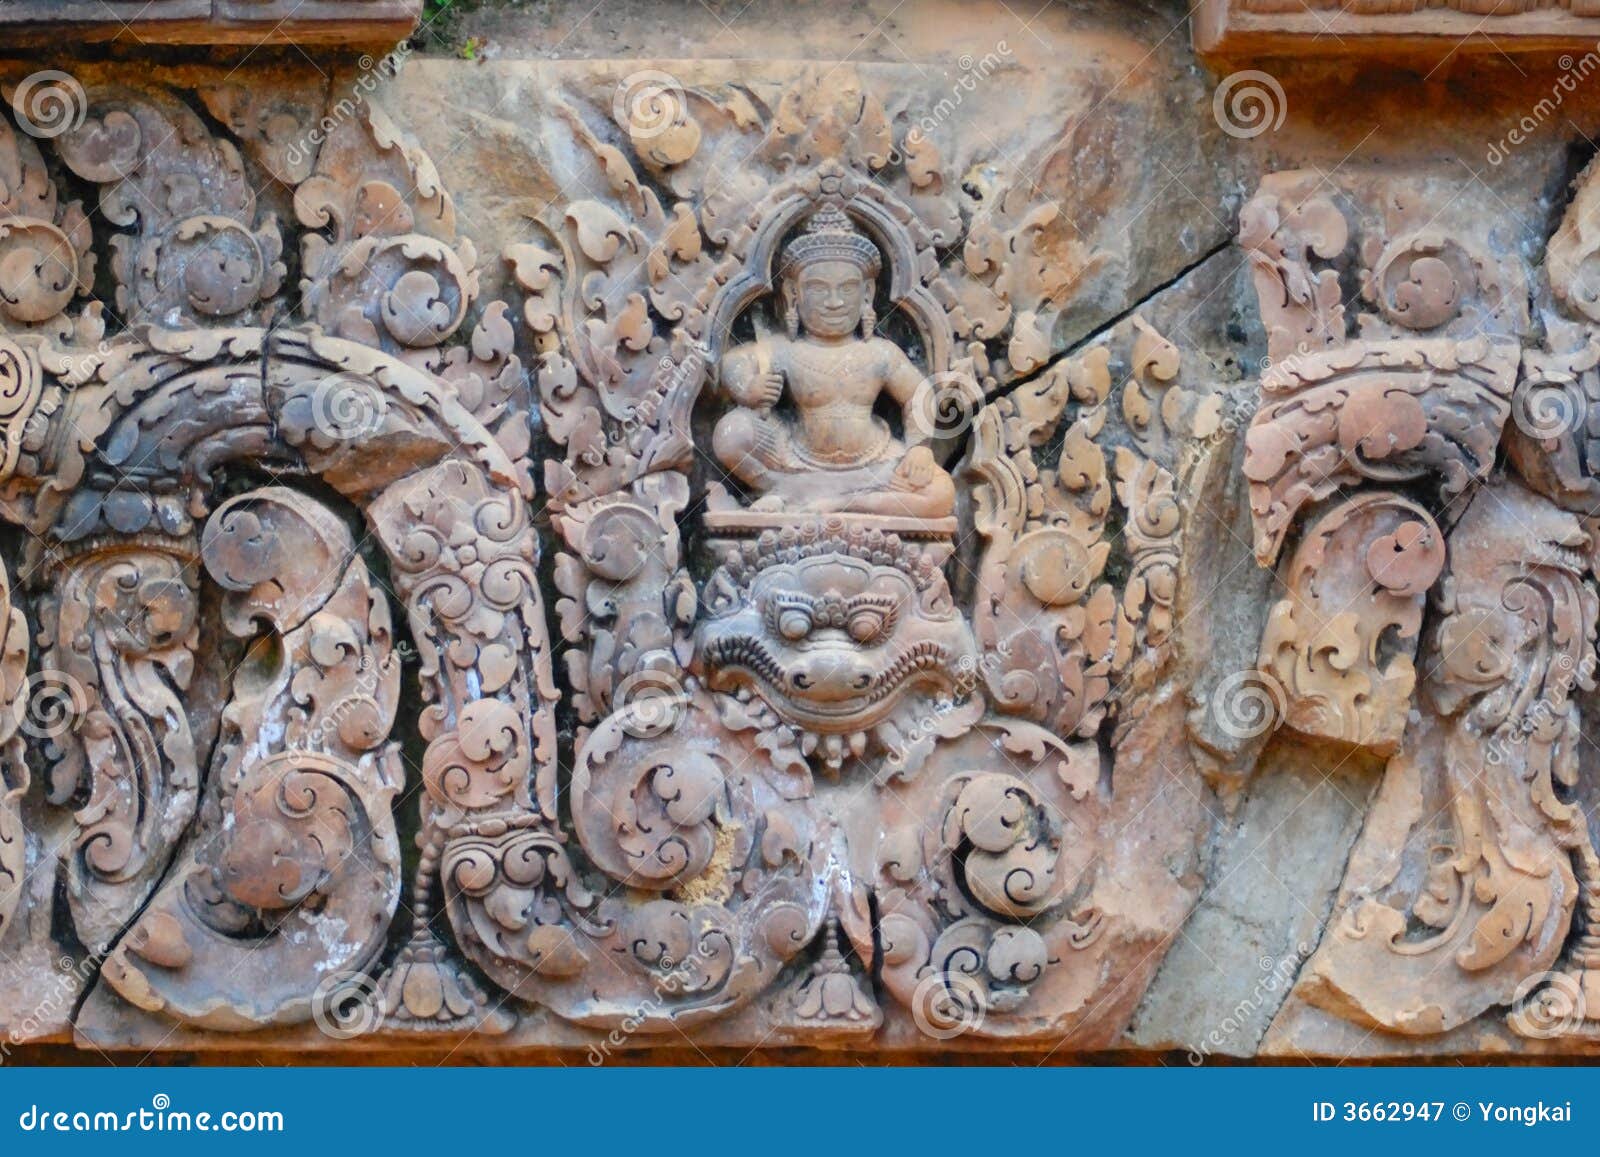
left=978, top=237, right=1235, bottom=412
left=866, top=888, right=886, bottom=1004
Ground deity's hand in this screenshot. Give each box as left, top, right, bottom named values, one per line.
left=747, top=371, right=784, bottom=411
left=899, top=445, right=938, bottom=488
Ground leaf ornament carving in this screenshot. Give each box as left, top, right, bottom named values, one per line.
left=0, top=114, right=93, bottom=340
left=1257, top=493, right=1444, bottom=755
left=101, top=489, right=403, bottom=1029
left=1239, top=164, right=1600, bottom=1043
left=372, top=458, right=551, bottom=1034
left=1237, top=186, right=1349, bottom=363
left=964, top=320, right=1210, bottom=742
left=855, top=721, right=1105, bottom=1041
left=1298, top=483, right=1598, bottom=1035
left=296, top=104, right=477, bottom=356
left=0, top=557, right=28, bottom=944
left=1243, top=336, right=1516, bottom=566
left=46, top=86, right=284, bottom=329
left=38, top=541, right=200, bottom=955
left=447, top=685, right=829, bottom=1030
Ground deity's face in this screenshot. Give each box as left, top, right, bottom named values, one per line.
left=790, top=259, right=868, bottom=339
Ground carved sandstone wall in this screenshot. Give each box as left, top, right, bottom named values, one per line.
left=4, top=0, right=1600, bottom=1062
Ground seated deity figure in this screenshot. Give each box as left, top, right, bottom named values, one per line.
left=711, top=204, right=957, bottom=519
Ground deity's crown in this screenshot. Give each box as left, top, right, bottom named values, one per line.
left=781, top=203, right=881, bottom=277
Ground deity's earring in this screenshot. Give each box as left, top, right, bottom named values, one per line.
left=784, top=297, right=799, bottom=339
left=860, top=302, right=876, bottom=340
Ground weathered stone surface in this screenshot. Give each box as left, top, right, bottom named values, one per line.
left=0, top=1, right=418, bottom=45
left=8, top=0, right=1600, bottom=1064
left=1196, top=0, right=1600, bottom=57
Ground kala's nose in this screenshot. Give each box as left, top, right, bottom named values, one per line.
left=788, top=652, right=875, bottom=702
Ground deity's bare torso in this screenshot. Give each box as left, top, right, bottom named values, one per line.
left=710, top=206, right=955, bottom=519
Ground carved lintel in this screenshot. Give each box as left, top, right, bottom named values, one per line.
left=1195, top=0, right=1600, bottom=55
left=0, top=58, right=1231, bottom=1054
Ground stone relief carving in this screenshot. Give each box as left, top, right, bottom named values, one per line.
left=0, top=68, right=546, bottom=1044
left=1237, top=159, right=1600, bottom=1046
left=14, top=17, right=1600, bottom=1062
left=489, top=68, right=1214, bottom=1045
left=0, top=60, right=1216, bottom=1053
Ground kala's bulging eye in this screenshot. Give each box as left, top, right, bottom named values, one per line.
left=848, top=610, right=884, bottom=643
left=778, top=609, right=811, bottom=640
